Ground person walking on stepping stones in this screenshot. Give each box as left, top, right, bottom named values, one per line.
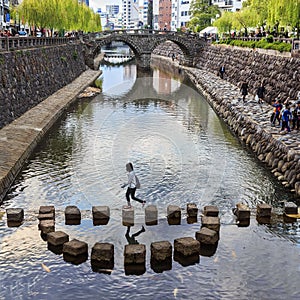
left=121, top=162, right=146, bottom=208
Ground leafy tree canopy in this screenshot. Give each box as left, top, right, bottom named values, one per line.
left=13, top=0, right=101, bottom=33
left=188, top=0, right=220, bottom=32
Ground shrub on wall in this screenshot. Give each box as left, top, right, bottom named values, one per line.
left=214, top=39, right=292, bottom=52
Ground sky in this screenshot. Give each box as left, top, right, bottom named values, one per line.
left=89, top=0, right=122, bottom=12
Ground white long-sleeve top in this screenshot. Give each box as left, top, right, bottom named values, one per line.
left=127, top=171, right=137, bottom=188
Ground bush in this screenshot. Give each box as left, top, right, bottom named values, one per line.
left=217, top=38, right=291, bottom=52
left=266, top=35, right=274, bottom=43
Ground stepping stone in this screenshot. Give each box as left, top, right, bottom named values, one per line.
left=39, top=219, right=55, bottom=234
left=63, top=239, right=88, bottom=257
left=167, top=205, right=181, bottom=218
left=91, top=242, right=114, bottom=269
left=203, top=205, right=219, bottom=217
left=6, top=208, right=24, bottom=222
left=174, top=237, right=200, bottom=257
left=92, top=206, right=110, bottom=220
left=47, top=231, right=69, bottom=246
left=257, top=203, right=272, bottom=217
left=65, top=206, right=81, bottom=220
left=187, top=203, right=198, bottom=217
left=233, top=203, right=250, bottom=220
left=122, top=206, right=134, bottom=226
left=145, top=205, right=158, bottom=225
left=124, top=244, right=146, bottom=265
left=195, top=227, right=219, bottom=244
left=38, top=213, right=54, bottom=220
left=284, top=202, right=298, bottom=215
left=201, top=216, right=220, bottom=232
left=151, top=241, right=172, bottom=262
left=39, top=206, right=55, bottom=215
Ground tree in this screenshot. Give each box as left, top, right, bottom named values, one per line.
left=232, top=7, right=257, bottom=36
left=15, top=0, right=101, bottom=34
left=188, top=0, right=220, bottom=32
left=213, top=11, right=233, bottom=35
left=268, top=0, right=300, bottom=38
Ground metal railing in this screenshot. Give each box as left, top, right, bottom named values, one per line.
left=0, top=36, right=78, bottom=52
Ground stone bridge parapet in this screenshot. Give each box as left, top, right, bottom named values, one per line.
left=83, top=30, right=206, bottom=69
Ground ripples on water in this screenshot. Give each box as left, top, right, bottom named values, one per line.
left=0, top=61, right=299, bottom=299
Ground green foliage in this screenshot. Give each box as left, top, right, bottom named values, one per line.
left=60, top=56, right=67, bottom=62
left=214, top=0, right=300, bottom=39
left=73, top=50, right=78, bottom=60
left=188, top=0, right=221, bottom=32
left=213, top=11, right=233, bottom=34
left=16, top=0, right=101, bottom=33
left=216, top=39, right=292, bottom=52
left=265, top=35, right=274, bottom=43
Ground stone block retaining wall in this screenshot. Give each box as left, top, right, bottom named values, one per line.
left=184, top=67, right=300, bottom=196
left=153, top=42, right=300, bottom=102
left=0, top=44, right=86, bottom=129
left=153, top=44, right=300, bottom=196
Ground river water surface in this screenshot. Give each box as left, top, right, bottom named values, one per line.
left=0, top=57, right=299, bottom=299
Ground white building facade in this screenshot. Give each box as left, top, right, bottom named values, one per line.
left=122, top=0, right=140, bottom=29
left=0, top=0, right=10, bottom=30
left=171, top=0, right=191, bottom=31
left=212, top=0, right=244, bottom=12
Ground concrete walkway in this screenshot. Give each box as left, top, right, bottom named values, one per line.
left=0, top=69, right=101, bottom=202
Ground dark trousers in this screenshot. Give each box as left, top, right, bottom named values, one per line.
left=281, top=120, right=290, bottom=132
left=126, top=187, right=143, bottom=203
left=292, top=118, right=300, bottom=130
left=272, top=112, right=281, bottom=125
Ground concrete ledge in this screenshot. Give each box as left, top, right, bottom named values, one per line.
left=0, top=69, right=101, bottom=203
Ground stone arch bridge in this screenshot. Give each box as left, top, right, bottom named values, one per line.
left=83, top=30, right=206, bottom=69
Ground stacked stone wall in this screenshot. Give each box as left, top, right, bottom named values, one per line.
left=187, top=70, right=300, bottom=196
left=0, top=44, right=86, bottom=129
left=153, top=42, right=300, bottom=102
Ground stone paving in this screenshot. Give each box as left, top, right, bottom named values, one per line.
left=178, top=61, right=300, bottom=195
left=0, top=69, right=101, bottom=202
left=183, top=65, right=300, bottom=153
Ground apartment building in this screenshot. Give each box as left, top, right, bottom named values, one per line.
left=0, top=0, right=10, bottom=30
left=171, top=0, right=191, bottom=31
left=122, top=0, right=140, bottom=29
left=212, top=0, right=244, bottom=12
left=158, top=0, right=172, bottom=31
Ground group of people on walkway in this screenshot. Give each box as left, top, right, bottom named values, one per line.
left=236, top=73, right=300, bottom=134
left=270, top=99, right=300, bottom=133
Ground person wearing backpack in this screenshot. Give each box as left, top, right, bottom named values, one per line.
left=121, top=162, right=146, bottom=208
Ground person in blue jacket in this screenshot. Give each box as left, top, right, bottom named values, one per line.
left=281, top=105, right=292, bottom=133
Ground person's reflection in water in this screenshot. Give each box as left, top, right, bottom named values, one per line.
left=125, top=226, right=145, bottom=244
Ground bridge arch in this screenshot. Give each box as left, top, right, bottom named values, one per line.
left=87, top=30, right=205, bottom=69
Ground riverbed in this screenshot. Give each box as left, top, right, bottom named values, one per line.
left=0, top=58, right=299, bottom=299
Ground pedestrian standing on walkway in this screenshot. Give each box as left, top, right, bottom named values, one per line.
left=271, top=99, right=282, bottom=126
left=240, top=82, right=248, bottom=102
left=121, top=162, right=146, bottom=208
left=292, top=101, right=300, bottom=130
left=281, top=105, right=292, bottom=133
left=256, top=82, right=266, bottom=104
left=219, top=64, right=226, bottom=79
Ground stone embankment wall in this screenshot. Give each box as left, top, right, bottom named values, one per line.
left=152, top=50, right=300, bottom=197
left=153, top=42, right=300, bottom=102
left=0, top=44, right=87, bottom=129
left=184, top=68, right=300, bottom=197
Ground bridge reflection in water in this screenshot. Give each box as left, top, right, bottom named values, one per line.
left=0, top=57, right=299, bottom=299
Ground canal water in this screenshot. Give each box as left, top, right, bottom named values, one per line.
left=0, top=56, right=299, bottom=299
